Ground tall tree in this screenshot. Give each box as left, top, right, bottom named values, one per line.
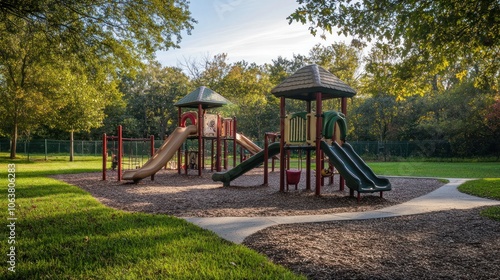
left=52, top=57, right=120, bottom=161
left=0, top=0, right=195, bottom=56
left=0, top=19, right=54, bottom=158
left=145, top=64, right=191, bottom=139
left=0, top=0, right=196, bottom=158
left=118, top=63, right=190, bottom=139
left=219, top=62, right=275, bottom=139
left=289, top=0, right=500, bottom=91
left=265, top=54, right=308, bottom=114
left=360, top=42, right=432, bottom=98
left=307, top=42, right=362, bottom=88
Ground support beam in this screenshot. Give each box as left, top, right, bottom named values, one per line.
left=263, top=133, right=269, bottom=186
left=279, top=97, right=286, bottom=192
left=150, top=135, right=155, bottom=181
left=306, top=101, right=311, bottom=190
left=117, top=125, right=123, bottom=181
left=177, top=107, right=182, bottom=174
left=198, top=104, right=203, bottom=176
left=233, top=117, right=237, bottom=168
left=315, top=93, right=322, bottom=196
left=102, top=133, right=107, bottom=180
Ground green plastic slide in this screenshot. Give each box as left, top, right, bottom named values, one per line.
left=320, top=141, right=391, bottom=193
left=212, top=142, right=281, bottom=187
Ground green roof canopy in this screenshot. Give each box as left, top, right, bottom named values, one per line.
left=271, top=64, right=356, bottom=101
left=174, top=86, right=231, bottom=109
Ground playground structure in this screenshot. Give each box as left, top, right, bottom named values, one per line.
left=276, top=65, right=391, bottom=199
left=104, top=86, right=267, bottom=183
left=171, top=86, right=271, bottom=178
left=103, top=65, right=390, bottom=200
left=102, top=125, right=155, bottom=181
left=212, top=64, right=391, bottom=200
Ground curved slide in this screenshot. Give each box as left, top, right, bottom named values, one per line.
left=122, top=125, right=197, bottom=183
left=212, top=142, right=281, bottom=187
left=320, top=141, right=391, bottom=193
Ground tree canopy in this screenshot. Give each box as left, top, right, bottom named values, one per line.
left=0, top=0, right=195, bottom=158
left=288, top=0, right=500, bottom=91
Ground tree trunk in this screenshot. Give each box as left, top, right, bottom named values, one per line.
left=9, top=124, right=17, bottom=159
left=69, top=130, right=74, bottom=162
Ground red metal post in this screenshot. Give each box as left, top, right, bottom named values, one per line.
left=184, top=150, right=188, bottom=175
left=306, top=101, right=311, bottom=190
left=198, top=104, right=203, bottom=176
left=202, top=138, right=205, bottom=170
left=177, top=107, right=182, bottom=174
left=150, top=135, right=155, bottom=181
left=216, top=115, right=222, bottom=172
left=224, top=138, right=228, bottom=169
left=315, top=93, right=322, bottom=196
left=340, top=97, right=347, bottom=190
left=279, top=97, right=286, bottom=192
left=263, top=133, right=269, bottom=185
left=341, top=97, right=347, bottom=116
left=102, top=133, right=107, bottom=180
left=117, top=125, right=123, bottom=181
left=211, top=139, right=215, bottom=172
left=232, top=117, right=237, bottom=168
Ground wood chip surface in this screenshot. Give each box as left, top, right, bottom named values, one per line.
left=53, top=169, right=443, bottom=217
left=53, top=169, right=500, bottom=279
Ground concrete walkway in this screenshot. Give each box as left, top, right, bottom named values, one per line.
left=182, top=179, right=500, bottom=244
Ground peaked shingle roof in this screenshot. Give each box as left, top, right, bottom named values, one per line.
left=174, top=86, right=231, bottom=109
left=271, top=64, right=356, bottom=100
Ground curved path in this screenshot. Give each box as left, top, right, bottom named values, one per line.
left=182, top=178, right=500, bottom=243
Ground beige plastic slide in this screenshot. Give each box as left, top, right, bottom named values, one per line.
left=122, top=125, right=197, bottom=182
left=235, top=133, right=262, bottom=155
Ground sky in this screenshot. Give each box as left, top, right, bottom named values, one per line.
left=156, top=0, right=348, bottom=68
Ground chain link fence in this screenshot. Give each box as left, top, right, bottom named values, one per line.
left=349, top=140, right=453, bottom=160
left=0, top=138, right=478, bottom=161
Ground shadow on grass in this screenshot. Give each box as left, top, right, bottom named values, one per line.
left=12, top=206, right=232, bottom=279
left=17, top=181, right=89, bottom=199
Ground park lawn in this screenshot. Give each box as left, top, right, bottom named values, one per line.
left=458, top=178, right=500, bottom=222
left=0, top=157, right=304, bottom=279
left=371, top=162, right=500, bottom=222
left=1, top=153, right=499, bottom=278
left=367, top=161, right=500, bottom=178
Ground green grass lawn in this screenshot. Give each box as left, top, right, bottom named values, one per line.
left=1, top=153, right=498, bottom=279
left=458, top=178, right=500, bottom=221
left=0, top=155, right=304, bottom=279
left=367, top=161, right=500, bottom=178
left=370, top=161, right=500, bottom=222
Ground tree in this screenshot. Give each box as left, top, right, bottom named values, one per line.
left=52, top=58, right=120, bottom=161
left=265, top=55, right=308, bottom=115
left=266, top=55, right=308, bottom=85
left=359, top=42, right=433, bottom=99
left=485, top=96, right=500, bottom=158
left=350, top=95, right=398, bottom=143
left=307, top=42, right=362, bottom=88
left=0, top=0, right=195, bottom=56
left=117, top=63, right=190, bottom=139
left=0, top=19, right=54, bottom=158
left=289, top=0, right=500, bottom=91
left=0, top=1, right=196, bottom=158
left=218, top=62, right=275, bottom=139
left=145, top=65, right=191, bottom=139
